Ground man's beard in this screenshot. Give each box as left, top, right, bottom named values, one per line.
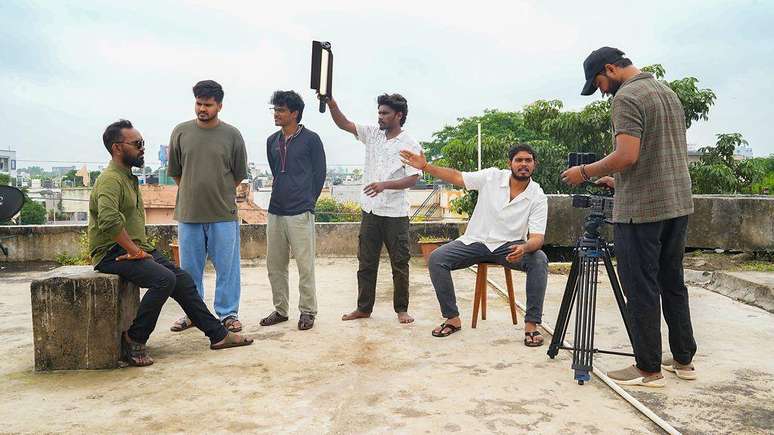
left=197, top=112, right=212, bottom=121
left=511, top=168, right=531, bottom=181
left=123, top=154, right=144, bottom=168
left=606, top=78, right=622, bottom=96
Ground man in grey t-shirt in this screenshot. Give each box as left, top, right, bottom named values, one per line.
left=563, top=47, right=697, bottom=388
left=167, top=80, right=249, bottom=334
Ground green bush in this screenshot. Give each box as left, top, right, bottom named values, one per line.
left=315, top=197, right=362, bottom=222
left=55, top=232, right=91, bottom=265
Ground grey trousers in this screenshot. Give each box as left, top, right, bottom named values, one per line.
left=267, top=212, right=317, bottom=317
left=428, top=240, right=548, bottom=323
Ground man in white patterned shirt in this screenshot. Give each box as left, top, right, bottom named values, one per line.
left=323, top=93, right=422, bottom=324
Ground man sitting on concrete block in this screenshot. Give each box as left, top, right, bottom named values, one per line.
left=401, top=144, right=549, bottom=345
left=88, top=119, right=253, bottom=367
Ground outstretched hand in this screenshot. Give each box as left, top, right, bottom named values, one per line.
left=399, top=149, right=427, bottom=170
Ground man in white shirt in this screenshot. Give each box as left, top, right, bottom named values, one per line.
left=323, top=93, right=422, bottom=324
left=400, top=144, right=549, bottom=345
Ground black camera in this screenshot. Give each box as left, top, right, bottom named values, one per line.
left=568, top=152, right=598, bottom=167
left=567, top=152, right=613, bottom=220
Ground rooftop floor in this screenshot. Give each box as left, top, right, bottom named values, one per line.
left=1, top=259, right=772, bottom=434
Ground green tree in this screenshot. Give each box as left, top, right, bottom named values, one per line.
left=25, top=166, right=46, bottom=177
left=89, top=170, right=101, bottom=185
left=641, top=64, right=716, bottom=128
left=62, top=169, right=84, bottom=187
left=19, top=198, right=46, bottom=224
left=0, top=173, right=9, bottom=186
left=428, top=64, right=721, bottom=214
left=689, top=133, right=764, bottom=194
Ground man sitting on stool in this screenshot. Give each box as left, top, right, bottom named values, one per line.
left=400, top=144, right=548, bottom=345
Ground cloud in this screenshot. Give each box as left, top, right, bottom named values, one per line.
left=2, top=0, right=773, bottom=172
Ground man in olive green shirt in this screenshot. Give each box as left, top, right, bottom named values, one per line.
left=89, top=119, right=253, bottom=366
left=563, top=47, right=697, bottom=387
left=167, top=80, right=249, bottom=333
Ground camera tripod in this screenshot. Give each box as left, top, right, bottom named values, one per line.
left=547, top=212, right=635, bottom=384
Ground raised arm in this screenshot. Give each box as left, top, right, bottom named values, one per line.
left=399, top=149, right=465, bottom=187
left=324, top=96, right=357, bottom=136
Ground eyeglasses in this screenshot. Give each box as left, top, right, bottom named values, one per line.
left=117, top=139, right=145, bottom=150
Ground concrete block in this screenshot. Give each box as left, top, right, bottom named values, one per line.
left=30, top=266, right=139, bottom=371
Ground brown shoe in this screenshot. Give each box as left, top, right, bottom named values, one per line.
left=607, top=365, right=665, bottom=388
left=210, top=331, right=254, bottom=350
left=260, top=311, right=289, bottom=326
left=298, top=313, right=315, bottom=330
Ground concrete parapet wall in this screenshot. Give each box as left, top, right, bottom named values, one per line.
left=2, top=195, right=772, bottom=262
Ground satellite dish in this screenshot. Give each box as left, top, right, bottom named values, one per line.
left=0, top=186, right=25, bottom=221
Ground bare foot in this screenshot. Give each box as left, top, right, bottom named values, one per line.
left=342, top=310, right=370, bottom=321
left=397, top=312, right=414, bottom=324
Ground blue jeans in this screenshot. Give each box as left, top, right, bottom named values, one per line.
left=178, top=221, right=241, bottom=320
left=428, top=240, right=548, bottom=324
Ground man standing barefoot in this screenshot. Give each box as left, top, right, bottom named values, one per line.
left=323, top=93, right=421, bottom=324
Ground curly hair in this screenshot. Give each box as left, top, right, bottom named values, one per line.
left=377, top=93, right=408, bottom=126
left=270, top=90, right=305, bottom=123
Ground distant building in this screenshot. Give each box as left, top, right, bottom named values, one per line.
left=0, top=148, right=17, bottom=180
left=140, top=184, right=267, bottom=225
left=737, top=144, right=754, bottom=159
left=51, top=166, right=76, bottom=176
left=686, top=143, right=752, bottom=164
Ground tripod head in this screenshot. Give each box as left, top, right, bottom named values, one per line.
left=570, top=181, right=614, bottom=240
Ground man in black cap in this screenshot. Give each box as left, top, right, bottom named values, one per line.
left=561, top=47, right=698, bottom=387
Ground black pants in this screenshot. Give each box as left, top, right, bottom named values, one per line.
left=615, top=215, right=697, bottom=373
left=356, top=211, right=411, bottom=313
left=96, top=246, right=228, bottom=345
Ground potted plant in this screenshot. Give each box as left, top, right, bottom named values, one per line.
left=417, top=235, right=451, bottom=265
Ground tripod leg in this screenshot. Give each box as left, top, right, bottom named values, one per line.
left=572, top=254, right=597, bottom=384
left=547, top=253, right=581, bottom=358
left=603, top=247, right=635, bottom=348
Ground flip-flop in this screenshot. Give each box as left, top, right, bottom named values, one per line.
left=524, top=331, right=544, bottom=347
left=432, top=322, right=462, bottom=338
left=170, top=316, right=195, bottom=332
left=210, top=332, right=254, bottom=350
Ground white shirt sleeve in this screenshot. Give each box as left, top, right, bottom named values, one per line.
left=355, top=124, right=380, bottom=145
left=401, top=135, right=423, bottom=177
left=528, top=194, right=548, bottom=235
left=462, top=168, right=497, bottom=191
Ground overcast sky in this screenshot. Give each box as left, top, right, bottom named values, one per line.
left=2, top=0, right=773, bottom=171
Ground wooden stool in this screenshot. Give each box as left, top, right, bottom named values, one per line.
left=471, top=263, right=518, bottom=328
left=170, top=241, right=180, bottom=267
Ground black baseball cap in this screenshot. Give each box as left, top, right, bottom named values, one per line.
left=581, top=47, right=626, bottom=96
